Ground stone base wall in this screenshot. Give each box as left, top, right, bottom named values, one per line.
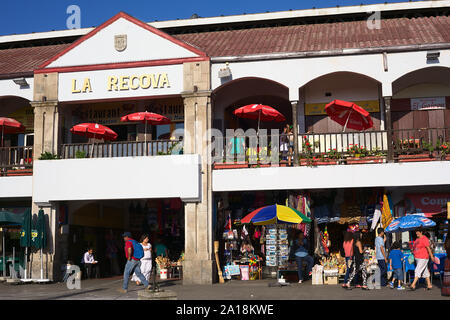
left=182, top=259, right=214, bottom=285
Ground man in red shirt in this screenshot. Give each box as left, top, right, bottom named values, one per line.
left=409, top=228, right=435, bottom=290
left=120, top=232, right=150, bottom=293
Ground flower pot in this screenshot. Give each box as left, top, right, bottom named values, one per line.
left=300, top=159, right=337, bottom=166
left=315, top=160, right=338, bottom=165
left=279, top=160, right=288, bottom=167
left=213, top=162, right=249, bottom=169
left=346, top=156, right=384, bottom=164
left=6, top=169, right=33, bottom=176
left=300, top=159, right=313, bottom=166
left=160, top=268, right=168, bottom=280
left=398, top=153, right=435, bottom=163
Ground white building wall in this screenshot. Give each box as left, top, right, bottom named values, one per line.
left=33, top=155, right=201, bottom=203
left=0, top=77, right=34, bottom=100
left=47, top=17, right=198, bottom=69
left=0, top=176, right=32, bottom=198
left=213, top=161, right=450, bottom=192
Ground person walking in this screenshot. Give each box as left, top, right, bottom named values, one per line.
left=131, top=234, right=152, bottom=285
left=120, top=232, right=150, bottom=293
left=375, top=228, right=388, bottom=287
left=341, top=232, right=354, bottom=287
left=343, top=232, right=369, bottom=290
left=388, top=241, right=405, bottom=290
left=409, top=228, right=435, bottom=291
left=294, top=232, right=314, bottom=284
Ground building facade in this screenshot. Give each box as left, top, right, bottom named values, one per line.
left=0, top=1, right=449, bottom=284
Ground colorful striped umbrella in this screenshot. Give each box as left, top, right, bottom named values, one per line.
left=241, top=204, right=311, bottom=225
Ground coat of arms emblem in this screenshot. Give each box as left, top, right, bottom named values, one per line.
left=114, top=34, right=127, bottom=52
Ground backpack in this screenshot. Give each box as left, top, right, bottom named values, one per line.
left=129, top=239, right=144, bottom=260
left=407, top=253, right=415, bottom=265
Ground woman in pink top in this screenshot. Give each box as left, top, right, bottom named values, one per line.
left=409, top=229, right=435, bottom=291
left=342, top=232, right=354, bottom=287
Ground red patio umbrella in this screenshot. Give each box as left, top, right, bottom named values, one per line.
left=325, top=99, right=373, bottom=132
left=0, top=117, right=25, bottom=147
left=120, top=111, right=171, bottom=154
left=70, top=123, right=118, bottom=157
left=233, top=104, right=286, bottom=134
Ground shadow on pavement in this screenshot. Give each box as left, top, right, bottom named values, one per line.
left=43, top=288, right=106, bottom=300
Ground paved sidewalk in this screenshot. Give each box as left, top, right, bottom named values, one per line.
left=0, top=277, right=447, bottom=300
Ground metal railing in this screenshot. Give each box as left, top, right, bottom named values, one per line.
left=212, top=127, right=450, bottom=168
left=60, top=140, right=183, bottom=159
left=300, top=130, right=388, bottom=154
left=0, top=146, right=33, bottom=176
left=392, top=128, right=450, bottom=159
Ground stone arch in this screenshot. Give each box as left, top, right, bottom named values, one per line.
left=298, top=71, right=383, bottom=133
left=392, top=66, right=450, bottom=97
left=212, top=77, right=290, bottom=132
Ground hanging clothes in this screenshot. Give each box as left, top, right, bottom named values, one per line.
left=381, top=194, right=393, bottom=228
left=371, top=204, right=382, bottom=231
left=304, top=196, right=311, bottom=217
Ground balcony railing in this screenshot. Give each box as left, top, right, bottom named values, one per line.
left=60, top=140, right=183, bottom=159
left=0, top=146, right=33, bottom=176
left=212, top=127, right=450, bottom=169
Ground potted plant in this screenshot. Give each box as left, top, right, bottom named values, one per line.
left=398, top=140, right=435, bottom=162
left=300, top=136, right=314, bottom=166
left=346, top=144, right=371, bottom=164
left=439, top=142, right=450, bottom=160
left=75, top=150, right=87, bottom=158
left=38, top=152, right=60, bottom=160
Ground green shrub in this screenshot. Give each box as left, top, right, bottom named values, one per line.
left=75, top=150, right=87, bottom=158
left=38, top=152, right=59, bottom=160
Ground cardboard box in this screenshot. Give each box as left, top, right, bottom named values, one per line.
left=324, top=276, right=338, bottom=285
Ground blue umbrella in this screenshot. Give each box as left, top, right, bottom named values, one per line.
left=385, top=214, right=436, bottom=233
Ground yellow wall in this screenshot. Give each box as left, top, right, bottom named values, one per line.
left=305, top=100, right=380, bottom=116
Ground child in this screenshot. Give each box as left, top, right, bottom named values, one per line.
left=388, top=241, right=405, bottom=290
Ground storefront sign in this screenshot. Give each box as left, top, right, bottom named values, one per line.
left=305, top=100, right=380, bottom=115
left=411, top=97, right=446, bottom=110
left=59, top=64, right=183, bottom=102
left=146, top=98, right=184, bottom=122
left=405, top=193, right=450, bottom=217
left=73, top=102, right=137, bottom=125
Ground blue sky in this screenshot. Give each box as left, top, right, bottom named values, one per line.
left=0, top=0, right=416, bottom=36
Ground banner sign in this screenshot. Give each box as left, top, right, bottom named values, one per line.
left=404, top=193, right=450, bottom=217
left=305, top=100, right=380, bottom=115
left=411, top=97, right=446, bottom=110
